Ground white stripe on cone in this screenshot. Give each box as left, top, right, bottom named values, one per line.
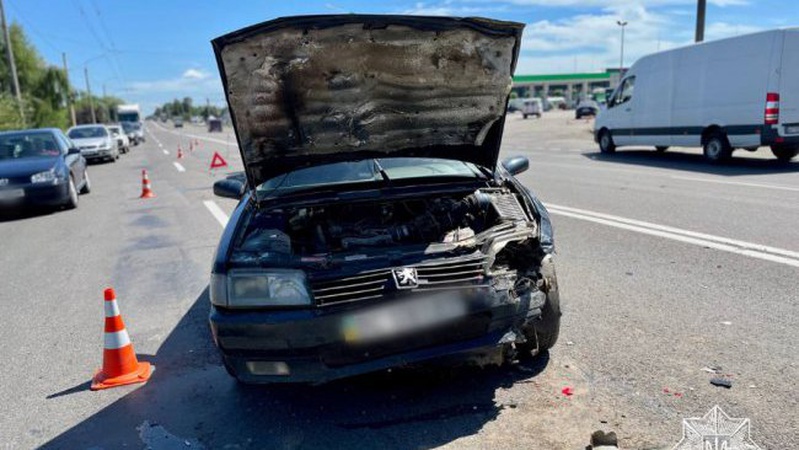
left=104, top=330, right=132, bottom=350
left=104, top=300, right=120, bottom=318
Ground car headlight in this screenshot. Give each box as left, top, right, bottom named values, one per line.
left=211, top=270, right=312, bottom=308
left=30, top=168, right=57, bottom=184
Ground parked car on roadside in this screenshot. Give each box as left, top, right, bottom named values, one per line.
left=0, top=128, right=90, bottom=210
left=521, top=98, right=542, bottom=119
left=574, top=100, right=600, bottom=119
left=174, top=117, right=184, bottom=128
left=107, top=124, right=130, bottom=154
left=596, top=28, right=799, bottom=163
left=67, top=125, right=119, bottom=163
left=208, top=15, right=560, bottom=385
left=120, top=122, right=144, bottom=145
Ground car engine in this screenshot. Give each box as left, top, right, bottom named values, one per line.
left=237, top=188, right=532, bottom=256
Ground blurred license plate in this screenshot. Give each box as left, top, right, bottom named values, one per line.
left=341, top=295, right=467, bottom=343
left=784, top=125, right=799, bottom=134
left=0, top=189, right=24, bottom=200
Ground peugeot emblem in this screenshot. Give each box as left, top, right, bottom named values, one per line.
left=392, top=267, right=418, bottom=289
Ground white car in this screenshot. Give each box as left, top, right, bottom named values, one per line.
left=67, top=125, right=120, bottom=163
left=107, top=124, right=130, bottom=154
left=596, top=28, right=799, bottom=163
left=521, top=98, right=542, bottom=119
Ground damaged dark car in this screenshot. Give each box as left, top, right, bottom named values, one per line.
left=209, top=14, right=561, bottom=384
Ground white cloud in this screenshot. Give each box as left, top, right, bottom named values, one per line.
left=182, top=68, right=209, bottom=80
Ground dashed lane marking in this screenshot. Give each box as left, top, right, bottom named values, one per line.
left=203, top=200, right=229, bottom=228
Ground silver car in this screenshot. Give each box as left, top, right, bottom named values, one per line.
left=67, top=125, right=120, bottom=163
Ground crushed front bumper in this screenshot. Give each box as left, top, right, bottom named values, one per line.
left=210, top=283, right=552, bottom=384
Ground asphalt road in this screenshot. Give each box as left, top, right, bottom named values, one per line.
left=0, top=112, right=796, bottom=449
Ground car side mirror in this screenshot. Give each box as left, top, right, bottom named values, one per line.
left=68, top=148, right=81, bottom=155
left=501, top=156, right=529, bottom=176
left=214, top=178, right=244, bottom=200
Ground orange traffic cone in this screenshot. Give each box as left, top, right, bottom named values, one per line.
left=139, top=170, right=155, bottom=198
left=177, top=145, right=184, bottom=159
left=91, top=288, right=153, bottom=390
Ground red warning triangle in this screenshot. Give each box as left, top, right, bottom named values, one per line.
left=210, top=152, right=228, bottom=170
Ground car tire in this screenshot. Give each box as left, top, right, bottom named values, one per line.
left=703, top=132, right=732, bottom=163
left=65, top=176, right=78, bottom=209
left=770, top=145, right=799, bottom=162
left=222, top=357, right=247, bottom=384
left=517, top=291, right=561, bottom=358
left=79, top=171, right=91, bottom=194
left=522, top=114, right=528, bottom=119
left=599, top=129, right=616, bottom=153
left=655, top=146, right=669, bottom=153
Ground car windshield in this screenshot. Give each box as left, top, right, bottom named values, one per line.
left=256, top=158, right=484, bottom=199
left=108, top=127, right=121, bottom=135
left=0, top=132, right=61, bottom=160
left=68, top=127, right=107, bottom=139
left=121, top=122, right=134, bottom=132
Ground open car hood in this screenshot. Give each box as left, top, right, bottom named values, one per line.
left=212, top=15, right=524, bottom=189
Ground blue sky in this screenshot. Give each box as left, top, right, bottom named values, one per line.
left=6, top=0, right=795, bottom=114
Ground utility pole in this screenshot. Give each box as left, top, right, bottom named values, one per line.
left=695, top=0, right=706, bottom=42
left=62, top=53, right=76, bottom=127
left=617, top=20, right=628, bottom=85
left=0, top=0, right=24, bottom=125
left=84, top=66, right=96, bottom=124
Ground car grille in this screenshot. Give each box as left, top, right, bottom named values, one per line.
left=310, top=253, right=488, bottom=307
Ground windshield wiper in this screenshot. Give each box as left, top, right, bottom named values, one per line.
left=373, top=159, right=390, bottom=183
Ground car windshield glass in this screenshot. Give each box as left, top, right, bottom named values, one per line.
left=121, top=122, right=134, bottom=132
left=0, top=132, right=61, bottom=160
left=68, top=127, right=107, bottom=139
left=255, top=158, right=483, bottom=198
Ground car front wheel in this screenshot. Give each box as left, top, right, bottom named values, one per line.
left=65, top=176, right=78, bottom=209
left=599, top=130, right=616, bottom=153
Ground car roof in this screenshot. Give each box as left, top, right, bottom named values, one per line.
left=69, top=124, right=107, bottom=130
left=0, top=127, right=61, bottom=136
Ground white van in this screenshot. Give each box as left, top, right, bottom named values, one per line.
left=595, top=28, right=799, bottom=163
left=521, top=98, right=543, bottom=119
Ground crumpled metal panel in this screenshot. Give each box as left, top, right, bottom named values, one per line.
left=214, top=16, right=523, bottom=187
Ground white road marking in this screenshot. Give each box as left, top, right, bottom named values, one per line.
left=173, top=162, right=186, bottom=172
left=671, top=175, right=799, bottom=192
left=545, top=203, right=799, bottom=268
left=150, top=120, right=237, bottom=147
left=203, top=200, right=229, bottom=228
left=163, top=149, right=169, bottom=155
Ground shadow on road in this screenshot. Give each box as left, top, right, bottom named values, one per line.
left=583, top=149, right=799, bottom=176
left=42, top=288, right=548, bottom=449
left=0, top=207, right=56, bottom=223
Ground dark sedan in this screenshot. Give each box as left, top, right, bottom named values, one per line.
left=575, top=100, right=600, bottom=119
left=0, top=128, right=90, bottom=210
left=208, top=15, right=561, bottom=385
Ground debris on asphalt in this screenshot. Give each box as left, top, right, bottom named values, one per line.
left=710, top=377, right=733, bottom=388
left=561, top=386, right=574, bottom=396
left=720, top=321, right=732, bottom=325
left=566, top=341, right=575, bottom=346
left=588, top=430, right=618, bottom=449
left=701, top=365, right=722, bottom=374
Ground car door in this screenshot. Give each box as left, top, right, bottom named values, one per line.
left=609, top=76, right=636, bottom=145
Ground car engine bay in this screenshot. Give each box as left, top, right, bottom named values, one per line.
left=235, top=188, right=536, bottom=258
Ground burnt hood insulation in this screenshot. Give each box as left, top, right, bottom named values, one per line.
left=212, top=15, right=524, bottom=188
